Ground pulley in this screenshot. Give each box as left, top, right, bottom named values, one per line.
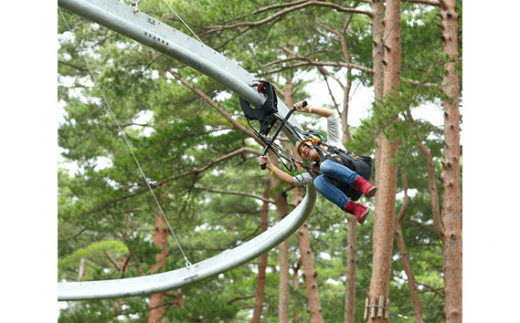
left=239, top=81, right=278, bottom=136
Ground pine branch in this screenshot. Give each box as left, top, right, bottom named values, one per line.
left=402, top=78, right=439, bottom=88
left=395, top=169, right=409, bottom=224
left=198, top=187, right=298, bottom=208
left=127, top=53, right=163, bottom=87
left=404, top=111, right=445, bottom=243
left=307, top=13, right=340, bottom=37
left=417, top=0, right=443, bottom=7
left=58, top=60, right=89, bottom=72
left=320, top=70, right=342, bottom=115
left=170, top=70, right=265, bottom=147
left=112, top=122, right=149, bottom=128
left=162, top=291, right=182, bottom=298
left=103, top=250, right=121, bottom=271
left=416, top=281, right=445, bottom=298
left=201, top=1, right=372, bottom=36
left=120, top=256, right=131, bottom=277
left=252, top=0, right=311, bottom=14
left=228, top=295, right=256, bottom=305
left=372, top=0, right=443, bottom=6
left=264, top=60, right=372, bottom=76
left=58, top=227, right=87, bottom=242
left=197, top=187, right=275, bottom=204
left=130, top=249, right=146, bottom=276
left=78, top=147, right=263, bottom=217
left=148, top=300, right=182, bottom=311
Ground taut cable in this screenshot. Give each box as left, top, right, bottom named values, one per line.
left=59, top=8, right=192, bottom=267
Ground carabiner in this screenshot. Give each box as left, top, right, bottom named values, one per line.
left=131, top=0, right=141, bottom=13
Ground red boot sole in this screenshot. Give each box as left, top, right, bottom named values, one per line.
left=365, top=186, right=377, bottom=199
left=357, top=208, right=370, bottom=224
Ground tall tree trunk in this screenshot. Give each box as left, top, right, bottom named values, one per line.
left=77, top=257, right=86, bottom=281
left=341, top=60, right=357, bottom=323
left=411, top=129, right=444, bottom=243
left=344, top=218, right=357, bottom=323
left=290, top=159, right=323, bottom=323
left=251, top=186, right=270, bottom=323
left=325, top=10, right=360, bottom=323
left=339, top=11, right=354, bottom=143
left=267, top=152, right=291, bottom=323
left=368, top=0, right=401, bottom=322
left=298, top=221, right=323, bottom=323
left=292, top=261, right=301, bottom=323
left=148, top=215, right=169, bottom=323
left=439, top=1, right=462, bottom=322
left=395, top=170, right=424, bottom=322
left=168, top=289, right=184, bottom=310
left=371, top=0, right=386, bottom=106
left=371, top=0, right=385, bottom=189
left=282, top=69, right=323, bottom=323
left=72, top=258, right=87, bottom=314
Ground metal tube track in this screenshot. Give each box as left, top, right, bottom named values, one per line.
left=58, top=187, right=316, bottom=300
left=58, top=0, right=316, bottom=300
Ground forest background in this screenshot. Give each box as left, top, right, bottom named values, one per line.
left=1, top=1, right=519, bottom=323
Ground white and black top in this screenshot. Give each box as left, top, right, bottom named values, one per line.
left=292, top=112, right=346, bottom=186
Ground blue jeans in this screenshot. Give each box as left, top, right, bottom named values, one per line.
left=314, top=159, right=360, bottom=210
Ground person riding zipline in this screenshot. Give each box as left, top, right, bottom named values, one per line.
left=258, top=101, right=377, bottom=224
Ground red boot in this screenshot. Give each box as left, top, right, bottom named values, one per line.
left=353, top=176, right=377, bottom=198
left=345, top=200, right=370, bottom=224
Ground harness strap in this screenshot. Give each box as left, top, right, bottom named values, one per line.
left=294, top=161, right=318, bottom=180
left=310, top=140, right=372, bottom=180
left=310, top=140, right=328, bottom=161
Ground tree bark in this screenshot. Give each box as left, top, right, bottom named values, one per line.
left=290, top=163, right=324, bottom=323
left=439, top=1, right=462, bottom=322
left=368, top=0, right=401, bottom=322
left=170, top=70, right=265, bottom=147
left=148, top=214, right=169, bottom=323
left=372, top=0, right=385, bottom=189
left=292, top=261, right=301, bottom=323
left=406, top=116, right=444, bottom=243
left=251, top=186, right=270, bottom=323
left=344, top=217, right=357, bottom=323
left=298, top=221, right=323, bottom=323
left=338, top=17, right=358, bottom=318
left=267, top=152, right=291, bottom=323
left=371, top=0, right=386, bottom=106
left=394, top=170, right=424, bottom=323
left=281, top=70, right=323, bottom=323
left=77, top=258, right=86, bottom=281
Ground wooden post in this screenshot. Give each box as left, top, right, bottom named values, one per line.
left=378, top=296, right=385, bottom=317
left=385, top=298, right=390, bottom=320
left=77, top=258, right=86, bottom=281
left=364, top=298, right=369, bottom=320
left=370, top=297, right=377, bottom=319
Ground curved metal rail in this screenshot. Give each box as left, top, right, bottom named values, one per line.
left=58, top=186, right=316, bottom=300
left=58, top=0, right=316, bottom=301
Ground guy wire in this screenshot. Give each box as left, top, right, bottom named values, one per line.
left=59, top=8, right=192, bottom=267
left=221, top=0, right=273, bottom=85
left=161, top=0, right=205, bottom=44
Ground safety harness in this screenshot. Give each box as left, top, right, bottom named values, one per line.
left=308, top=139, right=373, bottom=201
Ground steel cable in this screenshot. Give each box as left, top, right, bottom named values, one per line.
left=59, top=8, right=192, bottom=267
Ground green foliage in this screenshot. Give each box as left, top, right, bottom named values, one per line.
left=58, top=240, right=129, bottom=281
left=170, top=294, right=240, bottom=322
left=58, top=0, right=460, bottom=322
